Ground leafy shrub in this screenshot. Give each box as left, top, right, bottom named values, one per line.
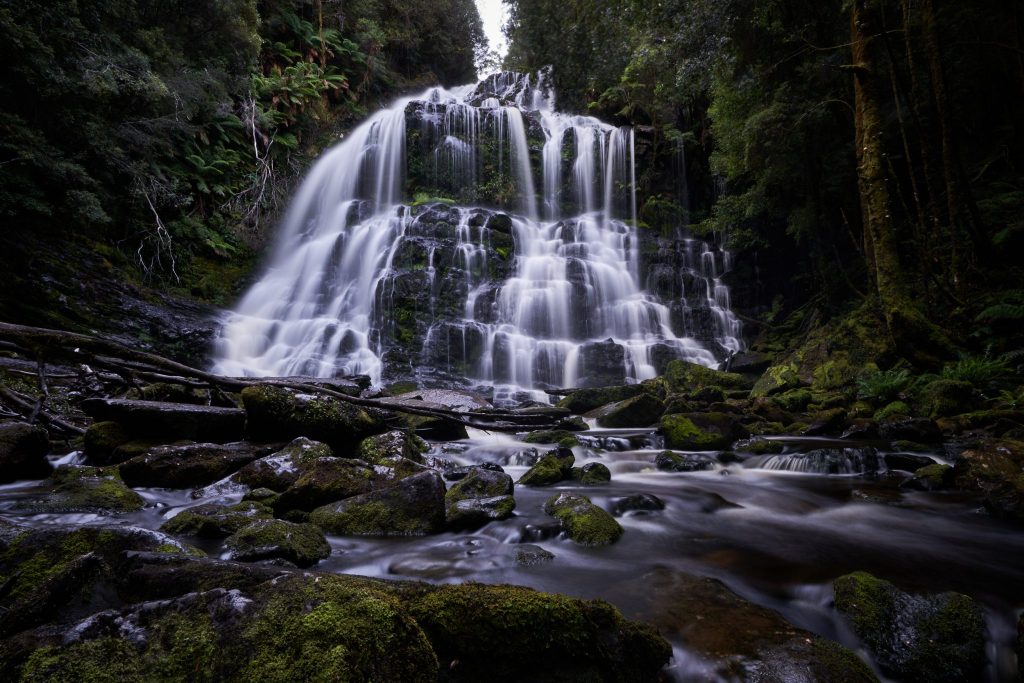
left=940, top=355, right=1009, bottom=388
left=856, top=369, right=911, bottom=403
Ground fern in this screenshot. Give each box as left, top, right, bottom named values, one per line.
left=941, top=355, right=1010, bottom=388
left=856, top=369, right=911, bottom=403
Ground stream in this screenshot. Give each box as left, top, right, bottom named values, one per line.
left=2, top=428, right=1021, bottom=681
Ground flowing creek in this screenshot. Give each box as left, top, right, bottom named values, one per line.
left=2, top=432, right=1021, bottom=680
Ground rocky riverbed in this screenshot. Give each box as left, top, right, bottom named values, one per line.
left=1, top=357, right=1023, bottom=681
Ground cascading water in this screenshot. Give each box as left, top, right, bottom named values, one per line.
left=213, top=72, right=744, bottom=401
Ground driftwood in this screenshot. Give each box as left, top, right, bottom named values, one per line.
left=0, top=322, right=570, bottom=433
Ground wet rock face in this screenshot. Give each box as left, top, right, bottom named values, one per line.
left=14, top=465, right=142, bottom=514
left=0, top=422, right=51, bottom=483
left=223, top=519, right=331, bottom=567
left=118, top=441, right=280, bottom=488
left=309, top=470, right=447, bottom=536
left=444, top=467, right=516, bottom=529
left=577, top=339, right=627, bottom=388
left=833, top=571, right=987, bottom=683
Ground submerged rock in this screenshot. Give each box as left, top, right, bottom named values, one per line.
left=223, top=519, right=331, bottom=567
left=610, top=493, right=666, bottom=517
left=16, top=465, right=142, bottom=514
left=80, top=398, right=246, bottom=443
left=309, top=470, right=446, bottom=536
left=833, top=571, right=986, bottom=682
left=0, top=421, right=51, bottom=482
left=543, top=493, right=623, bottom=546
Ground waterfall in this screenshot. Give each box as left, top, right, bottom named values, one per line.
left=213, top=72, right=744, bottom=402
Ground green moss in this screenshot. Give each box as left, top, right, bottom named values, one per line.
left=16, top=466, right=143, bottom=514
left=224, top=519, right=330, bottom=567
left=874, top=401, right=912, bottom=421
left=809, top=639, right=880, bottom=682
left=751, top=362, right=802, bottom=398
left=570, top=462, right=612, bottom=485
left=556, top=385, right=644, bottom=414
left=544, top=493, right=623, bottom=546
left=916, top=379, right=975, bottom=418
left=517, top=451, right=573, bottom=486
left=522, top=430, right=579, bottom=448
left=659, top=414, right=734, bottom=450
left=20, top=638, right=144, bottom=682
left=733, top=437, right=784, bottom=454
left=773, top=388, right=812, bottom=413
left=82, top=421, right=131, bottom=463
left=664, top=360, right=748, bottom=393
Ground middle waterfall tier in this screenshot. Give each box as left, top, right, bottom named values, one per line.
left=213, top=72, right=743, bottom=400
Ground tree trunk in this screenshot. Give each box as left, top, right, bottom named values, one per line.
left=850, top=0, right=953, bottom=367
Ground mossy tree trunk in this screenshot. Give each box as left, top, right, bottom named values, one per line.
left=850, top=0, right=953, bottom=367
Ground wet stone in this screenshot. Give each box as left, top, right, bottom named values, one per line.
left=611, top=493, right=666, bottom=517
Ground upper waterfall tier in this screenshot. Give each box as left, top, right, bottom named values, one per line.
left=213, top=72, right=743, bottom=401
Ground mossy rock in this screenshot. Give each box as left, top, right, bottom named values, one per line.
left=522, top=429, right=579, bottom=448
left=833, top=571, right=986, bottom=682
left=655, top=451, right=717, bottom=472
left=590, top=393, right=666, bottom=428
left=398, top=413, right=469, bottom=441
left=901, top=463, right=954, bottom=491
left=127, top=381, right=210, bottom=405
left=570, top=462, right=611, bottom=485
left=772, top=388, right=813, bottom=413
left=357, top=430, right=428, bottom=465
left=82, top=421, right=132, bottom=465
left=15, top=465, right=143, bottom=514
left=517, top=448, right=575, bottom=486
left=811, top=358, right=861, bottom=392
left=660, top=412, right=743, bottom=451
left=223, top=519, right=330, bottom=568
left=310, top=471, right=446, bottom=536
left=916, top=379, right=976, bottom=418
left=271, top=458, right=382, bottom=514
left=751, top=362, right=802, bottom=398
left=0, top=422, right=51, bottom=483
left=160, top=501, right=273, bottom=538
left=874, top=401, right=912, bottom=421
left=234, top=437, right=334, bottom=492
left=404, top=582, right=670, bottom=681
left=733, top=437, right=785, bottom=455
left=556, top=385, right=645, bottom=414
left=951, top=439, right=1024, bottom=520
left=664, top=360, right=748, bottom=394
left=444, top=467, right=516, bottom=529
left=119, top=442, right=280, bottom=489
left=241, top=385, right=389, bottom=455
left=543, top=493, right=623, bottom=546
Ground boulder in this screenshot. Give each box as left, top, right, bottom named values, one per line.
left=610, top=493, right=666, bottom=517
left=224, top=519, right=331, bottom=568
left=522, top=429, right=579, bottom=447
left=443, top=462, right=504, bottom=481
left=119, top=441, right=280, bottom=489
left=357, top=430, right=428, bottom=464
left=271, top=458, right=381, bottom=514
left=664, top=360, right=748, bottom=393
left=309, top=470, right=446, bottom=536
left=951, top=439, right=1024, bottom=520
left=161, top=501, right=273, bottom=538
left=444, top=467, right=516, bottom=529
left=901, top=463, right=953, bottom=491
left=655, top=451, right=717, bottom=472
left=80, top=398, right=245, bottom=443
left=234, top=437, right=333, bottom=492
left=750, top=362, right=803, bottom=398
left=15, top=466, right=142, bottom=513
left=513, top=544, right=556, bottom=566
left=543, top=493, right=623, bottom=546
left=81, top=420, right=132, bottom=465
left=590, top=393, right=666, bottom=428
left=570, top=462, right=611, bottom=485
left=917, top=379, right=976, bottom=418
left=833, top=571, right=986, bottom=682
left=660, top=412, right=746, bottom=451
left=517, top=447, right=575, bottom=486
left=878, top=417, right=942, bottom=444
left=556, top=385, right=645, bottom=414
left=0, top=421, right=51, bottom=482
left=241, top=385, right=389, bottom=454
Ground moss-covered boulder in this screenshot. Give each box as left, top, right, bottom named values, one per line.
left=901, top=463, right=954, bottom=491
left=660, top=412, right=745, bottom=451
left=80, top=398, right=246, bottom=443
left=357, top=429, right=428, bottom=464
left=878, top=417, right=942, bottom=443
left=160, top=501, right=273, bottom=538
left=404, top=583, right=670, bottom=681
left=271, top=457, right=381, bottom=514
left=522, top=429, right=579, bottom=447
left=223, top=519, right=330, bottom=567
left=556, top=385, right=644, bottom=414
left=833, top=571, right=986, bottom=682
left=444, top=466, right=515, bottom=529
left=543, top=493, right=623, bottom=546
left=750, top=362, right=803, bottom=398
left=655, top=451, right=717, bottom=472
left=234, top=437, right=333, bottom=491
left=952, top=439, right=1024, bottom=520
left=733, top=437, right=784, bottom=455
left=608, top=568, right=878, bottom=682
left=517, top=447, right=575, bottom=486
left=0, top=422, right=50, bottom=483
left=310, top=470, right=446, bottom=536
left=118, top=441, right=280, bottom=489
left=772, top=388, right=813, bottom=413
left=874, top=401, right=912, bottom=421
left=570, top=462, right=611, bottom=485
left=591, top=393, right=666, bottom=428
left=81, top=420, right=132, bottom=465
left=241, top=385, right=389, bottom=455
left=15, top=465, right=142, bottom=514
left=665, top=360, right=748, bottom=394
left=917, top=379, right=976, bottom=418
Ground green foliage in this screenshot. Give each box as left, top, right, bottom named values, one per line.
left=941, top=355, right=1010, bottom=389
left=856, top=369, right=911, bottom=404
